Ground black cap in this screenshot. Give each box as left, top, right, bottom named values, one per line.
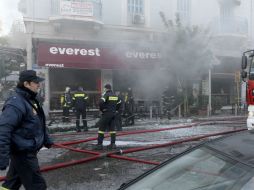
left=19, top=70, right=44, bottom=83
left=104, top=84, right=111, bottom=90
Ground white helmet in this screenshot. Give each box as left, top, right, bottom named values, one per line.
left=65, top=86, right=70, bottom=92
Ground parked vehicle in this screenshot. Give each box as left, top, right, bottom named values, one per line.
left=118, top=130, right=254, bottom=190
left=241, top=50, right=254, bottom=129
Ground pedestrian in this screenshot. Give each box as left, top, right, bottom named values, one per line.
left=95, top=84, right=121, bottom=150
left=60, top=86, right=72, bottom=122
left=0, top=70, right=53, bottom=190
left=115, top=91, right=124, bottom=131
left=72, top=86, right=89, bottom=132
left=124, top=87, right=135, bottom=125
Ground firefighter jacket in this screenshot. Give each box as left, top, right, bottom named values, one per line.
left=60, top=92, right=72, bottom=107
left=125, top=89, right=134, bottom=104
left=0, top=87, right=53, bottom=169
left=99, top=90, right=121, bottom=113
left=72, top=91, right=88, bottom=110
left=116, top=94, right=124, bottom=114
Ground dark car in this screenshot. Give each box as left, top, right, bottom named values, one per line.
left=118, top=130, right=254, bottom=190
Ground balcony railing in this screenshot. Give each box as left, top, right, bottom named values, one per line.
left=217, top=0, right=241, bottom=6
left=50, top=0, right=102, bottom=22
left=210, top=16, right=248, bottom=36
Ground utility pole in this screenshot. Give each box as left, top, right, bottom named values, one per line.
left=208, top=69, right=212, bottom=116
left=0, top=57, right=4, bottom=82
left=251, top=0, right=254, bottom=46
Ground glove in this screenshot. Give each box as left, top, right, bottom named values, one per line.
left=0, top=158, right=9, bottom=171
left=0, top=166, right=7, bottom=171
left=44, top=142, right=54, bottom=149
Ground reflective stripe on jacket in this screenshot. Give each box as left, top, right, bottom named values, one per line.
left=60, top=92, right=72, bottom=107
left=72, top=91, right=88, bottom=110
left=99, top=90, right=121, bottom=113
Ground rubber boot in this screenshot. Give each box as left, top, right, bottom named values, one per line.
left=82, top=119, right=88, bottom=131
left=98, top=133, right=104, bottom=144
left=94, top=133, right=104, bottom=150
left=107, top=133, right=117, bottom=150
left=76, top=120, right=81, bottom=132
left=111, top=133, right=116, bottom=144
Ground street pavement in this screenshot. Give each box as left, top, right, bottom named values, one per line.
left=0, top=117, right=246, bottom=190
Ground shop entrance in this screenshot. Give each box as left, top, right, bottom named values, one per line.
left=49, top=68, right=101, bottom=110
left=113, top=69, right=170, bottom=117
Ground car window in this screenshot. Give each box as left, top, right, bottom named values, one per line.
left=242, top=177, right=254, bottom=190
left=123, top=148, right=254, bottom=190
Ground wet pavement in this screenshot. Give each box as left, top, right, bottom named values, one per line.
left=0, top=117, right=247, bottom=190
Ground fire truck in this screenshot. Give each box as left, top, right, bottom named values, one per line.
left=241, top=50, right=254, bottom=129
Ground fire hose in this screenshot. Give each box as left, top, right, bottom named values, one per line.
left=0, top=124, right=246, bottom=182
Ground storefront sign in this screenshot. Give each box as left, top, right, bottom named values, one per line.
left=60, top=0, right=93, bottom=17
left=37, top=42, right=162, bottom=69
left=125, top=51, right=161, bottom=59
left=49, top=47, right=101, bottom=56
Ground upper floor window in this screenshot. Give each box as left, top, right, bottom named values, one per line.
left=220, top=6, right=233, bottom=19
left=177, top=0, right=191, bottom=11
left=128, top=0, right=144, bottom=15
left=177, top=0, right=191, bottom=24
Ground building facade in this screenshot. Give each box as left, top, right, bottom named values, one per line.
left=18, top=0, right=251, bottom=115
left=18, top=0, right=169, bottom=114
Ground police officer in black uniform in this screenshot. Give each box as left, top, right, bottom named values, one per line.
left=0, top=70, right=53, bottom=190
left=72, top=86, right=89, bottom=132
left=95, top=84, right=121, bottom=150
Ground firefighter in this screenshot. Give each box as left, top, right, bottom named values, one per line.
left=161, top=86, right=175, bottom=119
left=60, top=86, right=72, bottom=122
left=72, top=86, right=89, bottom=132
left=95, top=84, right=121, bottom=150
left=124, top=87, right=135, bottom=125
left=0, top=70, right=53, bottom=190
left=115, top=91, right=124, bottom=131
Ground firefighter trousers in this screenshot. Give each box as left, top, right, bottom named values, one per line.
left=62, top=107, right=70, bottom=122
left=75, top=109, right=87, bottom=131
left=96, top=112, right=116, bottom=145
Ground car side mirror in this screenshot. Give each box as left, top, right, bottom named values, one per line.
left=250, top=53, right=254, bottom=58
left=241, top=70, right=247, bottom=80
left=242, top=55, right=247, bottom=70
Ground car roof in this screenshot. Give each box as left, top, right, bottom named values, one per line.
left=205, top=130, right=254, bottom=167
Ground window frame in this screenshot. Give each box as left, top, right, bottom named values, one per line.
left=128, top=0, right=144, bottom=15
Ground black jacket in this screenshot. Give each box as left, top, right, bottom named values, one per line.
left=99, top=90, right=121, bottom=113
left=0, top=87, right=53, bottom=169
left=116, top=94, right=124, bottom=114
